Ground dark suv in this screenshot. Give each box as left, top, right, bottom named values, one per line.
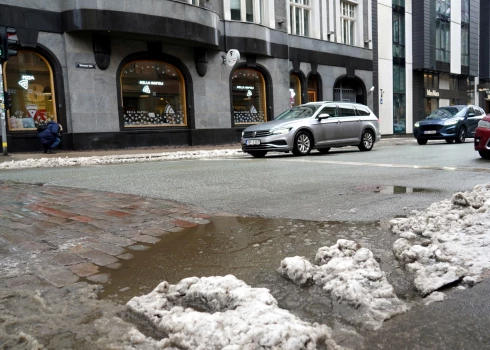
left=413, top=105, right=485, bottom=145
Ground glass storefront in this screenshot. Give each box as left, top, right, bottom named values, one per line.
left=231, top=68, right=267, bottom=124
left=4, top=51, right=57, bottom=131
left=289, top=73, right=302, bottom=107
left=121, top=60, right=186, bottom=127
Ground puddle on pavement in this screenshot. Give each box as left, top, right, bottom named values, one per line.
left=355, top=185, right=439, bottom=194
left=97, top=216, right=416, bottom=334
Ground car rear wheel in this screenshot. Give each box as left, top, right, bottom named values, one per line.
left=292, top=131, right=312, bottom=156
left=358, top=130, right=374, bottom=151
left=417, top=138, right=428, bottom=145
left=445, top=138, right=454, bottom=144
left=455, top=127, right=466, bottom=143
left=249, top=151, right=267, bottom=158
left=479, top=151, right=490, bottom=160
left=318, top=147, right=331, bottom=154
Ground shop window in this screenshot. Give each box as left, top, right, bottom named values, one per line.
left=231, top=68, right=267, bottom=124
left=4, top=50, right=57, bottom=131
left=120, top=60, right=186, bottom=127
left=289, top=73, right=302, bottom=107
left=307, top=74, right=319, bottom=102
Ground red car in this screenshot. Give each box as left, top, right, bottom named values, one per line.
left=474, top=114, right=490, bottom=159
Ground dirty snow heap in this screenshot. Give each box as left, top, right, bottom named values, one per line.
left=277, top=239, right=407, bottom=330
left=391, top=183, right=490, bottom=296
left=126, top=275, right=342, bottom=349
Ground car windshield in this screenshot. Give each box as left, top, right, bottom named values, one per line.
left=427, top=106, right=466, bottom=120
left=275, top=105, right=321, bottom=120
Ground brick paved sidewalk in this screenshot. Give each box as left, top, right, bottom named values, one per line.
left=0, top=180, right=225, bottom=288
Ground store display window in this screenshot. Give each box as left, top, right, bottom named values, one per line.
left=121, top=60, right=187, bottom=127
left=289, top=73, right=302, bottom=107
left=4, top=51, right=57, bottom=131
left=308, top=74, right=319, bottom=102
left=231, top=68, right=267, bottom=124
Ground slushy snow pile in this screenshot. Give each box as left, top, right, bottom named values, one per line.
left=391, top=183, right=490, bottom=296
left=126, top=275, right=342, bottom=350
left=277, top=239, right=408, bottom=330
left=0, top=149, right=242, bottom=170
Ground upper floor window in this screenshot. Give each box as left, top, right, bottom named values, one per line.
left=231, top=0, right=263, bottom=23
left=290, top=0, right=310, bottom=37
left=188, top=0, right=201, bottom=5
left=461, top=0, right=469, bottom=66
left=392, top=11, right=405, bottom=58
left=340, top=1, right=356, bottom=45
left=436, top=20, right=450, bottom=62
left=436, top=0, right=450, bottom=19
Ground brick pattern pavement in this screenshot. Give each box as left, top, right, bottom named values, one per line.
left=0, top=181, right=216, bottom=288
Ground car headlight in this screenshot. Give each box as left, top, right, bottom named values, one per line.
left=241, top=131, right=245, bottom=137
left=444, top=119, right=458, bottom=126
left=414, top=122, right=420, bottom=128
left=478, top=120, right=490, bottom=129
left=271, top=127, right=292, bottom=135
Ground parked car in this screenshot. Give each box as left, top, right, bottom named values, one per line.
left=413, top=105, right=485, bottom=145
left=241, top=102, right=381, bottom=158
left=474, top=114, right=490, bottom=160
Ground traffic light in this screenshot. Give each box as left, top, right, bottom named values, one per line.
left=4, top=91, right=11, bottom=110
left=0, top=26, right=18, bottom=61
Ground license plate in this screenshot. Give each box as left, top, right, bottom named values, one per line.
left=246, top=139, right=261, bottom=145
left=424, top=130, right=436, bottom=134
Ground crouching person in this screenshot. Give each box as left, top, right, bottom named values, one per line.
left=38, top=121, right=62, bottom=154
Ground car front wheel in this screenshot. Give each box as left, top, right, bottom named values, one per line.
left=417, top=138, right=428, bottom=145
left=292, top=131, right=312, bottom=156
left=455, top=127, right=466, bottom=143
left=358, top=130, right=374, bottom=151
left=479, top=151, right=490, bottom=160
left=249, top=151, right=267, bottom=158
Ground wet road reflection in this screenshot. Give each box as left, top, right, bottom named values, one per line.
left=99, top=216, right=416, bottom=337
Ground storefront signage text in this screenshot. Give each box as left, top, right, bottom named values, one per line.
left=22, top=75, right=35, bottom=81
left=426, top=89, right=440, bottom=97
left=236, top=86, right=254, bottom=90
left=139, top=81, right=164, bottom=86
left=76, top=63, right=96, bottom=69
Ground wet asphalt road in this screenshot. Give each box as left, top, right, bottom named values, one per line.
left=0, top=139, right=488, bottom=223
left=1, top=138, right=490, bottom=349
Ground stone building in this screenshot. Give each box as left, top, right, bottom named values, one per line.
left=0, top=0, right=374, bottom=152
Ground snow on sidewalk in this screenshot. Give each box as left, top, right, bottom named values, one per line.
left=0, top=149, right=243, bottom=170
left=277, top=239, right=408, bottom=330
left=391, top=183, right=490, bottom=296
left=126, top=275, right=342, bottom=349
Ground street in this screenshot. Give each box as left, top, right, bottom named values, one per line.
left=1, top=138, right=490, bottom=349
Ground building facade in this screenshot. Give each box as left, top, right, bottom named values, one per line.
left=374, top=0, right=481, bottom=136
left=0, top=0, right=374, bottom=152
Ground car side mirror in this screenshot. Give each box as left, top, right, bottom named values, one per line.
left=317, top=113, right=330, bottom=119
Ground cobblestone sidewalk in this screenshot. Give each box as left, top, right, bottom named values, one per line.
left=0, top=180, right=235, bottom=348
left=0, top=180, right=224, bottom=288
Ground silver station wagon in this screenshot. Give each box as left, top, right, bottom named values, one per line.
left=241, top=102, right=381, bottom=158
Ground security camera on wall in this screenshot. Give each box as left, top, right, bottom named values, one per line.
left=369, top=86, right=375, bottom=93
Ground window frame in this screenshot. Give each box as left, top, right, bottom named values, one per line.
left=340, top=1, right=356, bottom=46
left=120, top=59, right=187, bottom=128
left=289, top=0, right=311, bottom=37
left=3, top=50, right=58, bottom=132
left=231, top=67, right=268, bottom=125
left=230, top=0, right=264, bottom=24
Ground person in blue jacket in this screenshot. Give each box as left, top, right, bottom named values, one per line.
left=38, top=121, right=62, bottom=154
